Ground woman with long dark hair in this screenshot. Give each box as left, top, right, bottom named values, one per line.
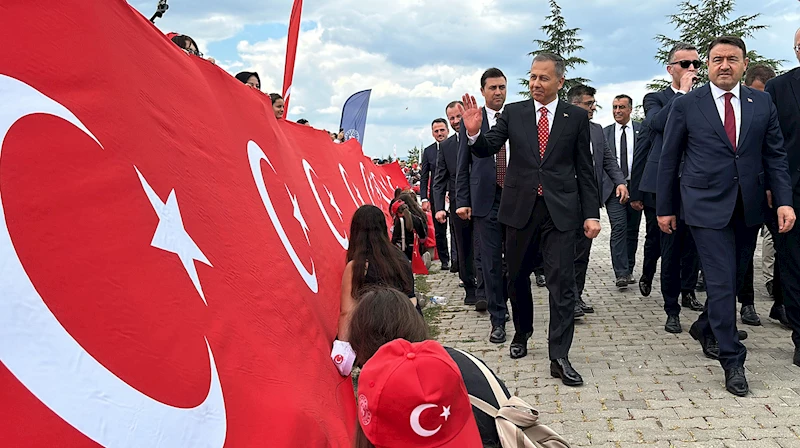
left=390, top=192, right=428, bottom=261
left=337, top=205, right=415, bottom=342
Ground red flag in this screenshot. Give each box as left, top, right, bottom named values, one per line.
left=282, top=0, right=303, bottom=115
left=0, top=1, right=408, bottom=447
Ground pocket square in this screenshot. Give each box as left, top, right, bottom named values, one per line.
left=747, top=98, right=753, bottom=103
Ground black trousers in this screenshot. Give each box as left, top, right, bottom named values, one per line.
left=451, top=200, right=477, bottom=299
left=660, top=218, right=700, bottom=316
left=506, top=196, right=577, bottom=360
left=432, top=197, right=450, bottom=266
left=765, top=199, right=800, bottom=348
left=574, top=230, right=592, bottom=299
left=641, top=204, right=661, bottom=281
left=690, top=193, right=757, bottom=370
left=474, top=186, right=508, bottom=327
left=738, top=259, right=755, bottom=306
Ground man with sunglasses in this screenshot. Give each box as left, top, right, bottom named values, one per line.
left=635, top=43, right=703, bottom=336
left=764, top=28, right=800, bottom=368
left=658, top=36, right=795, bottom=396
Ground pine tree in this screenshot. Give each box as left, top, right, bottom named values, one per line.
left=648, top=0, right=784, bottom=91
left=519, top=0, right=589, bottom=101
left=407, top=146, right=421, bottom=165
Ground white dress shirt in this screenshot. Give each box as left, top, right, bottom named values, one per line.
left=467, top=97, right=557, bottom=143
left=709, top=82, right=742, bottom=147
left=614, top=120, right=634, bottom=181
left=485, top=105, right=510, bottom=167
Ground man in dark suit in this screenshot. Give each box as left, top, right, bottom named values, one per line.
left=461, top=53, right=601, bottom=387
left=455, top=68, right=510, bottom=342
left=764, top=28, right=800, bottom=366
left=628, top=115, right=658, bottom=297
left=435, top=101, right=486, bottom=311
left=420, top=118, right=451, bottom=272
left=603, top=95, right=642, bottom=289
left=639, top=42, right=704, bottom=334
left=568, top=85, right=628, bottom=313
left=658, top=36, right=796, bottom=395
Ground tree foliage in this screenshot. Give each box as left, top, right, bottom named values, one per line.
left=519, top=0, right=589, bottom=101
left=648, top=0, right=784, bottom=91
left=406, top=145, right=420, bottom=164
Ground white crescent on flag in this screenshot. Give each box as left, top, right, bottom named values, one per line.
left=0, top=74, right=227, bottom=448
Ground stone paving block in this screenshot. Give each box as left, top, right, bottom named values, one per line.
left=776, top=438, right=800, bottom=448
left=722, top=440, right=783, bottom=448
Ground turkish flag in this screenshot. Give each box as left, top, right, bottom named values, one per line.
left=0, top=1, right=406, bottom=447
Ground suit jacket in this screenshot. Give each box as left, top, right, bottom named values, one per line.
left=456, top=108, right=504, bottom=218
left=470, top=99, right=600, bottom=231
left=639, top=87, right=679, bottom=196
left=629, top=116, right=654, bottom=205
left=419, top=142, right=439, bottom=202
left=765, top=67, right=800, bottom=202
left=657, top=83, right=792, bottom=229
left=591, top=122, right=626, bottom=206
left=433, top=134, right=460, bottom=213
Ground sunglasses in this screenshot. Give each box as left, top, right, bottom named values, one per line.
left=670, top=60, right=702, bottom=69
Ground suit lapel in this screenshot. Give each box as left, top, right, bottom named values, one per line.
left=697, top=85, right=735, bottom=153
left=542, top=101, right=567, bottom=164
left=738, top=85, right=754, bottom=149
left=521, top=100, right=541, bottom=162
left=791, top=70, right=800, bottom=118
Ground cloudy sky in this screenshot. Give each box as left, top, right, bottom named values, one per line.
left=130, top=0, right=799, bottom=159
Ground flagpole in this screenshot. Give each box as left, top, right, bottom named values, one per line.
left=282, top=0, right=303, bottom=116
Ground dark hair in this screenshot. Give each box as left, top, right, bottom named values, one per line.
left=566, top=84, right=597, bottom=104
left=445, top=100, right=464, bottom=113
left=346, top=205, right=413, bottom=296
left=349, top=286, right=428, bottom=367
left=235, top=71, right=260, bottom=88
left=269, top=93, right=283, bottom=104
left=393, top=187, right=402, bottom=199
left=398, top=191, right=425, bottom=223
left=614, top=94, right=633, bottom=107
left=667, top=42, right=698, bottom=63
left=532, top=53, right=566, bottom=77
left=297, top=118, right=309, bottom=124
left=745, top=64, right=776, bottom=86
left=170, top=34, right=201, bottom=56
left=481, top=68, right=506, bottom=88
left=431, top=118, right=448, bottom=128
left=708, top=36, right=747, bottom=58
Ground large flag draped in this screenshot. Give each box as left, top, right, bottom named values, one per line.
left=339, top=89, right=372, bottom=146
left=282, top=0, right=303, bottom=115
left=0, top=1, right=408, bottom=447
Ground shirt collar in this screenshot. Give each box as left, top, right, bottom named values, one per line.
left=533, top=97, right=558, bottom=117
left=484, top=105, right=504, bottom=117
left=615, top=119, right=632, bottom=130
left=670, top=85, right=682, bottom=94
left=710, top=82, right=741, bottom=100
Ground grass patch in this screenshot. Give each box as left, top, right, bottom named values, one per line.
left=415, top=274, right=432, bottom=295
left=423, top=304, right=442, bottom=339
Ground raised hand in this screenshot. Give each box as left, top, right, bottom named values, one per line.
left=459, top=93, right=483, bottom=137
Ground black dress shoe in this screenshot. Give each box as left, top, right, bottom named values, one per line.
left=627, top=274, right=636, bottom=284
left=578, top=298, right=594, bottom=313
left=550, top=358, right=583, bottom=386
left=766, top=280, right=774, bottom=298
left=475, top=299, right=488, bottom=312
left=574, top=303, right=585, bottom=318
left=689, top=322, right=719, bottom=359
left=450, top=264, right=459, bottom=273
left=458, top=281, right=465, bottom=288
left=509, top=332, right=530, bottom=359
left=440, top=262, right=450, bottom=271
left=490, top=326, right=506, bottom=344
left=724, top=367, right=749, bottom=397
left=535, top=274, right=546, bottom=287
left=738, top=330, right=748, bottom=341
left=464, top=294, right=477, bottom=306
left=769, top=304, right=790, bottom=327
left=681, top=291, right=704, bottom=311
left=639, top=275, right=652, bottom=297
left=665, top=315, right=682, bottom=334
left=616, top=277, right=628, bottom=289
left=696, top=271, right=706, bottom=292
left=793, top=347, right=800, bottom=367
left=740, top=305, right=762, bottom=326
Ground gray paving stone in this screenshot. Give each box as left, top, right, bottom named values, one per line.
left=426, top=214, right=799, bottom=447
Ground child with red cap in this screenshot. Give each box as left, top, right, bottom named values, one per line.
left=354, top=339, right=484, bottom=448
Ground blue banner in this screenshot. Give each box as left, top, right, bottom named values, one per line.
left=339, top=89, right=371, bottom=146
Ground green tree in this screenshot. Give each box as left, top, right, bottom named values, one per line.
left=407, top=145, right=421, bottom=165
left=648, top=0, right=784, bottom=91
left=519, top=0, right=590, bottom=101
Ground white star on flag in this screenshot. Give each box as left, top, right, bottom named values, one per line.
left=135, top=167, right=213, bottom=305
left=440, top=405, right=451, bottom=421
left=355, top=186, right=365, bottom=205
left=286, top=185, right=310, bottom=244
left=324, top=185, right=343, bottom=221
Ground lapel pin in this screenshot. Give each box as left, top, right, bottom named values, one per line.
left=563, top=113, right=569, bottom=118
left=747, top=98, right=753, bottom=103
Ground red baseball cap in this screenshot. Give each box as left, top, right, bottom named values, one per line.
left=356, top=339, right=482, bottom=448
left=390, top=199, right=405, bottom=216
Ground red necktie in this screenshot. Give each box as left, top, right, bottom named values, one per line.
left=537, top=107, right=549, bottom=196
left=495, top=112, right=507, bottom=187
left=724, top=92, right=736, bottom=151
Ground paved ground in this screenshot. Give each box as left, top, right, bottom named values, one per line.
left=427, top=214, right=800, bottom=448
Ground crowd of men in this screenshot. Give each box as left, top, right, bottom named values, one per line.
left=417, top=32, right=800, bottom=397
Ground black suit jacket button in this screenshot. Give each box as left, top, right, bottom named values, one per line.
left=733, top=177, right=739, bottom=182
left=538, top=169, right=543, bottom=173
left=735, top=155, right=739, bottom=160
